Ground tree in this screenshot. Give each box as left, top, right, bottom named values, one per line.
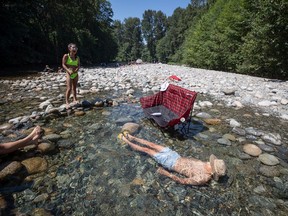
left=142, top=10, right=167, bottom=62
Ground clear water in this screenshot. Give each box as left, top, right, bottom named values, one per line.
left=0, top=75, right=288, bottom=216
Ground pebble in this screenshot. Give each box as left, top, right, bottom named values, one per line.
left=258, top=153, right=280, bottom=166
left=243, top=144, right=262, bottom=156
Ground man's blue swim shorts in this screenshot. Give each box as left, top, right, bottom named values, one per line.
left=153, top=147, right=181, bottom=170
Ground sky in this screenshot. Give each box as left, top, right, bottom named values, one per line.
left=109, top=0, right=191, bottom=22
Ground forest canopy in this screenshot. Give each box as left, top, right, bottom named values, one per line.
left=1, top=0, right=287, bottom=79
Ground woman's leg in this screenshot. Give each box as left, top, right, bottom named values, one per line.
left=0, top=126, right=41, bottom=155
left=121, top=135, right=157, bottom=157
left=72, top=76, right=78, bottom=103
left=124, top=133, right=166, bottom=152
left=66, top=75, right=72, bottom=105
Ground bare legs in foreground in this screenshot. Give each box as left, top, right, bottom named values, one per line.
left=0, top=126, right=42, bottom=155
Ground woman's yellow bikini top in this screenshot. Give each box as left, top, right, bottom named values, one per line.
left=66, top=54, right=79, bottom=66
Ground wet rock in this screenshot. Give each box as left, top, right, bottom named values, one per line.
left=75, top=111, right=85, bottom=116
left=131, top=178, right=145, bottom=186
left=21, top=157, right=48, bottom=175
left=57, top=139, right=74, bottom=149
left=248, top=195, right=277, bottom=210
left=259, top=165, right=280, bottom=177
left=261, top=133, right=281, bottom=145
left=258, top=153, right=279, bottom=166
left=0, top=161, right=23, bottom=181
left=203, top=118, right=221, bottom=125
left=42, top=133, right=61, bottom=142
left=245, top=127, right=264, bottom=137
left=253, top=185, right=266, bottom=194
left=217, top=138, right=231, bottom=146
left=122, top=122, right=140, bottom=134
left=37, top=141, right=55, bottom=153
left=0, top=123, right=13, bottom=132
left=33, top=193, right=49, bottom=203
left=31, top=208, right=53, bottom=216
left=101, top=111, right=111, bottom=116
left=232, top=127, right=246, bottom=136
left=243, top=144, right=262, bottom=156
left=223, top=134, right=236, bottom=141
left=258, top=144, right=275, bottom=152
left=229, top=119, right=241, bottom=127
left=195, top=112, right=212, bottom=119
left=115, top=117, right=134, bottom=125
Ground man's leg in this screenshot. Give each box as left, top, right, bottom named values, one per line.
left=121, top=136, right=157, bottom=157
left=124, top=133, right=165, bottom=152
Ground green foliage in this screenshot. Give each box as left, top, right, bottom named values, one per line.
left=113, top=17, right=143, bottom=62
left=0, top=0, right=117, bottom=66
left=182, top=0, right=288, bottom=79
left=238, top=0, right=288, bottom=79
left=142, top=10, right=167, bottom=62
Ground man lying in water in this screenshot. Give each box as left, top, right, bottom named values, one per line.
left=118, top=132, right=226, bottom=185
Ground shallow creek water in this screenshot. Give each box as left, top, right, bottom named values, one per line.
left=0, top=74, right=288, bottom=216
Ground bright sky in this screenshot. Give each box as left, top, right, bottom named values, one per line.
left=109, top=0, right=191, bottom=22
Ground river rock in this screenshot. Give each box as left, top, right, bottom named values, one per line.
left=203, top=118, right=221, bottom=125
left=259, top=165, right=280, bottom=177
left=217, top=138, right=231, bottom=146
left=261, top=133, right=281, bottom=145
left=195, top=112, right=212, bottom=119
left=37, top=142, right=55, bottom=153
left=258, top=153, right=279, bottom=166
left=243, top=144, right=262, bottom=156
left=0, top=123, right=13, bottom=132
left=42, top=134, right=61, bottom=142
left=21, top=157, right=48, bottom=175
left=121, top=122, right=140, bottom=134
left=0, top=161, right=23, bottom=181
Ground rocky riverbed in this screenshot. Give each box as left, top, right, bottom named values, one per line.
left=0, top=64, right=288, bottom=215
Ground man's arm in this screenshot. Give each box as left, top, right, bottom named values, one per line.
left=157, top=167, right=211, bottom=186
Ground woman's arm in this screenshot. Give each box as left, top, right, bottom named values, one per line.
left=62, top=54, right=72, bottom=74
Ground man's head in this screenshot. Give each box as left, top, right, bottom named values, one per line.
left=210, top=154, right=226, bottom=181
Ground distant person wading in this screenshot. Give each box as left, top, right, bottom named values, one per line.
left=62, top=43, right=81, bottom=108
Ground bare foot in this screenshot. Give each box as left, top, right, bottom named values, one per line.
left=66, top=103, right=70, bottom=109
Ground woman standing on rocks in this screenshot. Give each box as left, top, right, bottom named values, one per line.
left=62, top=43, right=80, bottom=108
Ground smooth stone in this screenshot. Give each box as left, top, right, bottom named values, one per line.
left=74, top=111, right=85, bottom=116
left=261, top=133, right=281, bottom=145
left=21, top=157, right=48, bottom=175
left=232, top=127, right=246, bottom=136
left=259, top=165, right=280, bottom=177
left=203, top=118, right=221, bottom=125
left=121, top=122, right=140, bottom=134
left=253, top=185, right=266, bottom=194
left=222, top=88, right=236, bottom=95
left=101, top=111, right=111, bottom=116
left=0, top=161, right=23, bottom=180
left=195, top=112, right=212, bottom=119
left=32, top=208, right=53, bottom=216
left=42, top=134, right=61, bottom=142
left=37, top=142, right=55, bottom=153
left=115, top=117, right=134, bottom=125
left=258, top=153, right=280, bottom=166
left=0, top=123, right=13, bottom=131
left=223, top=134, right=236, bottom=141
left=0, top=196, right=7, bottom=210
left=229, top=119, right=241, bottom=127
left=258, top=144, right=275, bottom=152
left=243, top=144, right=262, bottom=156
left=217, top=138, right=231, bottom=146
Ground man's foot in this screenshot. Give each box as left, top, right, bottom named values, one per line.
left=66, top=103, right=71, bottom=109
left=117, top=133, right=128, bottom=145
